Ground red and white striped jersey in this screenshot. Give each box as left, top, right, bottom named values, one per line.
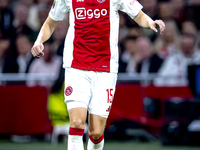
left=49, top=0, right=142, bottom=73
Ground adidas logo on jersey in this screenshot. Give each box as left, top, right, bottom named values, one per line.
left=75, top=8, right=108, bottom=19
left=77, top=0, right=84, bottom=2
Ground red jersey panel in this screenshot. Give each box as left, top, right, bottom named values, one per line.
left=72, top=0, right=111, bottom=72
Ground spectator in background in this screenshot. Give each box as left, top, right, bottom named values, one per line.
left=119, top=36, right=136, bottom=73
left=0, top=39, right=10, bottom=72
left=53, top=19, right=69, bottom=57
left=15, top=0, right=53, bottom=32
left=181, top=21, right=200, bottom=48
left=127, top=27, right=143, bottom=38
left=119, top=12, right=128, bottom=44
left=118, top=48, right=127, bottom=73
left=13, top=3, right=35, bottom=41
left=0, top=0, right=15, bottom=39
left=119, top=26, right=142, bottom=58
left=182, top=21, right=197, bottom=36
left=170, top=0, right=185, bottom=29
left=186, top=0, right=200, bottom=5
left=140, top=0, right=159, bottom=41
left=27, top=43, right=62, bottom=87
left=13, top=0, right=35, bottom=8
left=19, top=0, right=40, bottom=32
left=135, top=37, right=164, bottom=74
left=154, top=20, right=180, bottom=59
left=37, top=3, right=51, bottom=28
left=158, top=1, right=172, bottom=21
left=0, top=39, right=18, bottom=73
left=16, top=35, right=35, bottom=73
left=140, top=0, right=159, bottom=20
left=27, top=42, right=62, bottom=88
left=122, top=36, right=139, bottom=73
left=154, top=34, right=200, bottom=86
left=37, top=0, right=54, bottom=6
left=121, top=37, right=136, bottom=64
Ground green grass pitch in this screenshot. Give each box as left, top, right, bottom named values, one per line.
left=0, top=141, right=200, bottom=150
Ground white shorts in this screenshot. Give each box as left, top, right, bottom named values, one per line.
left=64, top=67, right=117, bottom=118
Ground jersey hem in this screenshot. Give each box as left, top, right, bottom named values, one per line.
left=72, top=65, right=110, bottom=72
left=63, top=65, right=118, bottom=73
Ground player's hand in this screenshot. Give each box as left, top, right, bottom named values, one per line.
left=31, top=42, right=44, bottom=58
left=149, top=19, right=165, bottom=35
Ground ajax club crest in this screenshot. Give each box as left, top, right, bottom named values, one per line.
left=65, top=86, right=73, bottom=96
left=97, top=0, right=106, bottom=3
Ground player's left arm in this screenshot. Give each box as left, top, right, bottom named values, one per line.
left=134, top=10, right=165, bottom=34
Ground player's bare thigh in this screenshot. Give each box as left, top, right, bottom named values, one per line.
left=88, top=114, right=107, bottom=139
left=68, top=108, right=87, bottom=129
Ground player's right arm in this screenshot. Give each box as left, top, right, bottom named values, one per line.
left=31, top=16, right=59, bottom=58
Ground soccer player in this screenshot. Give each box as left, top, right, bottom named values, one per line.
left=31, top=0, right=165, bottom=150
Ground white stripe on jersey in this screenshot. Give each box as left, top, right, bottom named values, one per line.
left=63, top=4, right=75, bottom=68
left=109, top=0, right=119, bottom=73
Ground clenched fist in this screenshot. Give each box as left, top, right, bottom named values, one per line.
left=31, top=43, right=44, bottom=58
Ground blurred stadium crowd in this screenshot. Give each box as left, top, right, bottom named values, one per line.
left=0, top=0, right=200, bottom=88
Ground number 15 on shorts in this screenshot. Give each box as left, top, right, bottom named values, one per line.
left=106, top=89, right=114, bottom=103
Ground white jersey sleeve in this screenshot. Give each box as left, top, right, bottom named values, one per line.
left=49, top=0, right=69, bottom=21
left=118, top=0, right=143, bottom=19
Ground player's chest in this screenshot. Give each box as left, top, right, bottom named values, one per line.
left=72, top=0, right=110, bottom=20
left=72, top=0, right=110, bottom=8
